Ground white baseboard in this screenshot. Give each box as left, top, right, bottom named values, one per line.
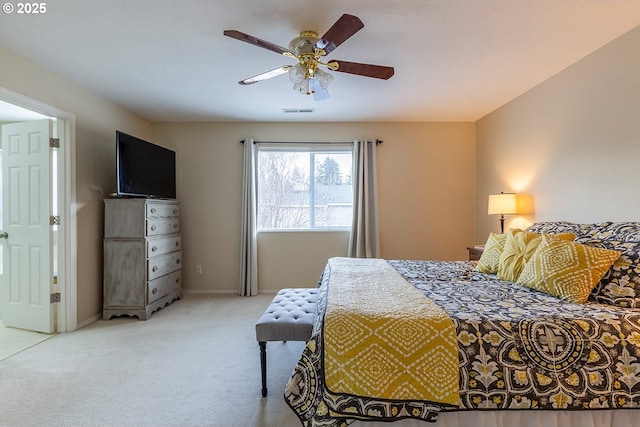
left=77, top=312, right=102, bottom=330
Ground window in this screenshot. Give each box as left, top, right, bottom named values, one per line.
left=257, top=144, right=353, bottom=230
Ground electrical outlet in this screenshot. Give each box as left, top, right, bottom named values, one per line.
left=196, top=265, right=202, bottom=274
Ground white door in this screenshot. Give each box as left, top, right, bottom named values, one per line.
left=1, top=119, right=54, bottom=333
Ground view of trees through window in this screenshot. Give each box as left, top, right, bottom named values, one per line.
left=257, top=148, right=353, bottom=230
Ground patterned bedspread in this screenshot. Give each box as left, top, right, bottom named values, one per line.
left=285, top=259, right=640, bottom=426
left=322, top=258, right=459, bottom=403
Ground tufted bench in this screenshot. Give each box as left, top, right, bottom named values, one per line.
left=255, top=288, right=318, bottom=397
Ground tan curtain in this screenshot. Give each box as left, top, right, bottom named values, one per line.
left=239, top=138, right=258, bottom=296
left=348, top=139, right=380, bottom=258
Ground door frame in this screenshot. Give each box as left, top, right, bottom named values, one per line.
left=0, top=87, right=77, bottom=333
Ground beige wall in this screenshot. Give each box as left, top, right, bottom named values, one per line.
left=0, top=44, right=152, bottom=325
left=151, top=122, right=475, bottom=293
left=475, top=26, right=640, bottom=243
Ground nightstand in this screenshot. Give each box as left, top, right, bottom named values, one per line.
left=466, top=245, right=485, bottom=261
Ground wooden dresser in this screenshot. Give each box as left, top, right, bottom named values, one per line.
left=103, top=198, right=182, bottom=320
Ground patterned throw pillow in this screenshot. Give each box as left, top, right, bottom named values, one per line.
left=497, top=229, right=575, bottom=282
left=525, top=221, right=640, bottom=307
left=587, top=222, right=640, bottom=308
left=477, top=233, right=506, bottom=274
left=526, top=221, right=611, bottom=243
left=585, top=222, right=640, bottom=308
left=590, top=222, right=640, bottom=242
left=526, top=221, right=583, bottom=236
left=516, top=234, right=621, bottom=304
left=588, top=242, right=640, bottom=307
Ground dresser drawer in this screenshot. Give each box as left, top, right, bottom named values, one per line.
left=148, top=251, right=182, bottom=281
left=147, top=203, right=179, bottom=218
left=147, top=270, right=182, bottom=304
left=147, top=236, right=181, bottom=257
left=146, top=217, right=179, bottom=237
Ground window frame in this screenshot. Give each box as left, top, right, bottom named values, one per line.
left=256, top=142, right=354, bottom=232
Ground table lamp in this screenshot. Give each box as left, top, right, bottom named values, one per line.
left=488, top=192, right=518, bottom=233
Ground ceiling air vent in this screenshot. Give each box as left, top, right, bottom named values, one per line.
left=282, top=108, right=315, bottom=114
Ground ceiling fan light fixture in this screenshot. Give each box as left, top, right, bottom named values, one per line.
left=288, top=63, right=306, bottom=83
left=290, top=67, right=332, bottom=96
left=293, top=78, right=310, bottom=95
left=310, top=79, right=330, bottom=101
left=314, top=68, right=334, bottom=89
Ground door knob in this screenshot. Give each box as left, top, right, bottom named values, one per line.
left=0, top=232, right=8, bottom=239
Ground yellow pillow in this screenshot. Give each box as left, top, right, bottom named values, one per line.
left=477, top=233, right=507, bottom=274
left=497, top=229, right=575, bottom=282
left=516, top=234, right=621, bottom=304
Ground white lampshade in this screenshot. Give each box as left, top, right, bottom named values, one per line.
left=314, top=68, right=334, bottom=89
left=293, top=78, right=310, bottom=95
left=288, top=64, right=306, bottom=83
left=488, top=193, right=518, bottom=215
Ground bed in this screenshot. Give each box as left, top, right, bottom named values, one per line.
left=284, top=222, right=640, bottom=426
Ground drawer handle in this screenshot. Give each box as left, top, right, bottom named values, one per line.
left=152, top=287, right=158, bottom=295
left=151, top=246, right=158, bottom=252
left=176, top=258, right=181, bottom=265
left=173, top=209, right=178, bottom=214
left=176, top=278, right=181, bottom=283
left=150, top=208, right=157, bottom=214
left=152, top=266, right=158, bottom=272
left=150, top=225, right=156, bottom=231
left=175, top=241, right=180, bottom=247
left=173, top=223, right=178, bottom=229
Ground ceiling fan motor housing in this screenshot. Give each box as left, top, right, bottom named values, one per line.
left=289, top=31, right=319, bottom=56
left=288, top=31, right=332, bottom=83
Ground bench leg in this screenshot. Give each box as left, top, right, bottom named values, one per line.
left=259, top=341, right=267, bottom=397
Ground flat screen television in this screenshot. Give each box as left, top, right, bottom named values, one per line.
left=116, top=131, right=176, bottom=199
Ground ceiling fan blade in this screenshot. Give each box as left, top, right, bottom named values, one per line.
left=332, top=60, right=395, bottom=80
left=223, top=30, right=292, bottom=55
left=315, top=14, right=364, bottom=55
left=238, top=66, right=291, bottom=85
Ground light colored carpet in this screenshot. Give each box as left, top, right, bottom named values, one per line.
left=0, top=294, right=305, bottom=427
left=0, top=320, right=54, bottom=361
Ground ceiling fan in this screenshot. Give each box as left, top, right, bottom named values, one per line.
left=223, top=14, right=394, bottom=101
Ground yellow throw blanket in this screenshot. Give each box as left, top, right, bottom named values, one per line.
left=323, top=257, right=460, bottom=405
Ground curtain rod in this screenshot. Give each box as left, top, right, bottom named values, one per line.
left=240, top=139, right=383, bottom=144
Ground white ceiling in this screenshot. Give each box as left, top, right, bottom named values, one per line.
left=1, top=1, right=639, bottom=122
